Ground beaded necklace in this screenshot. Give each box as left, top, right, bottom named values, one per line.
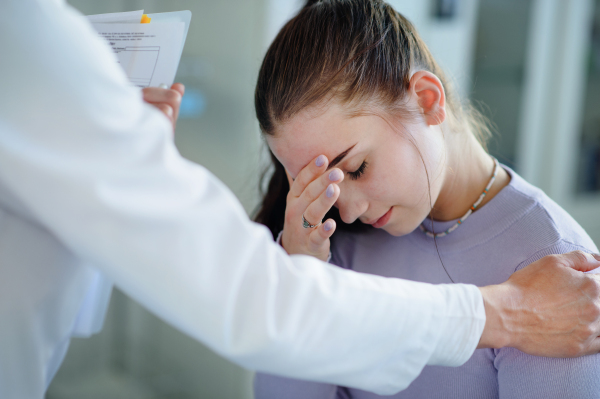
left=419, top=157, right=499, bottom=238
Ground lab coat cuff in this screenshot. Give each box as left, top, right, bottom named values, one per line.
left=427, top=283, right=486, bottom=367
left=275, top=230, right=332, bottom=263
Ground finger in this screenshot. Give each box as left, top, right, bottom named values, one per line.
left=169, top=83, right=185, bottom=126
left=296, top=169, right=343, bottom=213
left=142, top=87, right=183, bottom=111
left=559, top=251, right=600, bottom=272
left=587, top=337, right=600, bottom=356
left=289, top=155, right=329, bottom=198
left=155, top=103, right=174, bottom=120
left=285, top=169, right=294, bottom=189
left=578, top=334, right=600, bottom=356
left=308, top=219, right=336, bottom=253
left=303, top=183, right=339, bottom=228
left=171, top=83, right=185, bottom=97
left=142, top=87, right=166, bottom=103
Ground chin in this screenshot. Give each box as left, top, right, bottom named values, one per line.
left=382, top=221, right=420, bottom=237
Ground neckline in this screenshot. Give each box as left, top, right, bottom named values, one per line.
left=408, top=165, right=536, bottom=254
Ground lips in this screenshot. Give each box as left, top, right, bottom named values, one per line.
left=369, top=207, right=393, bottom=228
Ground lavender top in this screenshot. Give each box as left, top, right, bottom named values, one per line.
left=254, top=167, right=600, bottom=399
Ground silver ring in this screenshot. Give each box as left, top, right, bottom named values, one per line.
left=302, top=213, right=321, bottom=229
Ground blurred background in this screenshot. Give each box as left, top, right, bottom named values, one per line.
left=48, top=0, right=600, bottom=397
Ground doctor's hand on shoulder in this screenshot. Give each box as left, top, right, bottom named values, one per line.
left=143, top=83, right=185, bottom=132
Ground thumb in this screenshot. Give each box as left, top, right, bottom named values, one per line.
left=560, top=251, right=600, bottom=272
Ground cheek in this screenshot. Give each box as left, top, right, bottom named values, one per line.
left=370, top=145, right=432, bottom=207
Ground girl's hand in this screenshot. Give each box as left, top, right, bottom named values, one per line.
left=142, top=83, right=185, bottom=132
left=281, top=155, right=343, bottom=261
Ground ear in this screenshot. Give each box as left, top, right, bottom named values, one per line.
left=409, top=70, right=446, bottom=126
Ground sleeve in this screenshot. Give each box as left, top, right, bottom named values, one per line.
left=495, top=241, right=600, bottom=399
left=0, top=0, right=486, bottom=395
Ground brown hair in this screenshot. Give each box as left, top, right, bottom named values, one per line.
left=253, top=0, right=491, bottom=238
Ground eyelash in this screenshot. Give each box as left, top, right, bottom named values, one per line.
left=348, top=161, right=368, bottom=180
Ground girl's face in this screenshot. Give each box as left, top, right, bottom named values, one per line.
left=268, top=101, right=447, bottom=237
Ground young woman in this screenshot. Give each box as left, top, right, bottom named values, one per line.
left=253, top=0, right=600, bottom=398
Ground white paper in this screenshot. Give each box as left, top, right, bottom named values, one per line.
left=87, top=10, right=144, bottom=24
left=92, top=22, right=185, bottom=88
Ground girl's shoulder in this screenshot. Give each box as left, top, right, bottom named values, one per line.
left=504, top=168, right=597, bottom=256
left=329, top=166, right=597, bottom=285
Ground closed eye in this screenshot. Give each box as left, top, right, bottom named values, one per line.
left=348, top=161, right=368, bottom=180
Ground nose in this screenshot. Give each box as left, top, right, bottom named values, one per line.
left=335, top=189, right=368, bottom=224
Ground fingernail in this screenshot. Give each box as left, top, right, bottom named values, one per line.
left=158, top=83, right=169, bottom=89
left=329, top=169, right=343, bottom=181
left=324, top=220, right=333, bottom=231
left=315, top=155, right=327, bottom=167
left=593, top=253, right=600, bottom=262
left=326, top=184, right=335, bottom=198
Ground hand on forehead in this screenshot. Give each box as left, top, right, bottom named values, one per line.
left=268, top=103, right=361, bottom=178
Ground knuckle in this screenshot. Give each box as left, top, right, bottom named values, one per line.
left=579, top=323, right=595, bottom=340
left=294, top=175, right=308, bottom=192
left=589, top=279, right=600, bottom=299
left=588, top=299, right=600, bottom=321
left=302, top=210, right=316, bottom=225
left=303, top=183, right=321, bottom=202
left=572, top=250, right=590, bottom=264
left=166, top=89, right=182, bottom=104
left=286, top=190, right=295, bottom=203
left=568, top=342, right=584, bottom=357
left=309, top=232, right=322, bottom=246
left=543, top=254, right=561, bottom=268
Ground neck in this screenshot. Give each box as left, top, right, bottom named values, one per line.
left=430, top=132, right=510, bottom=222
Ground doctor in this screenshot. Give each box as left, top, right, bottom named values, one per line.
left=1, top=1, right=600, bottom=398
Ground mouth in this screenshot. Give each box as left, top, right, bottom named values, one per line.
left=367, top=207, right=393, bottom=228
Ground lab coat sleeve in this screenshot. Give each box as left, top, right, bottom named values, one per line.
left=0, top=0, right=485, bottom=395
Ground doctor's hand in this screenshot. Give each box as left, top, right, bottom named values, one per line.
left=478, top=251, right=600, bottom=357
left=280, top=155, right=343, bottom=262
left=143, top=83, right=185, bottom=132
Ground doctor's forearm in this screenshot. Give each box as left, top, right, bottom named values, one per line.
left=477, top=251, right=600, bottom=357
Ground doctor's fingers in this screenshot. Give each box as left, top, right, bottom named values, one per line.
left=143, top=86, right=183, bottom=120
left=153, top=103, right=174, bottom=123
left=171, top=83, right=185, bottom=97
left=143, top=85, right=183, bottom=107
left=301, top=183, right=340, bottom=230
left=588, top=335, right=600, bottom=356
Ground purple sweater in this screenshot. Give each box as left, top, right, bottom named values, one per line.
left=254, top=167, right=600, bottom=399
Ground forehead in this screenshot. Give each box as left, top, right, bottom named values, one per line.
left=268, top=103, right=361, bottom=177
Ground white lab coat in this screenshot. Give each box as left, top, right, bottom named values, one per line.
left=0, top=1, right=486, bottom=398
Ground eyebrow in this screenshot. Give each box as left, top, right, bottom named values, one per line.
left=327, top=144, right=357, bottom=170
